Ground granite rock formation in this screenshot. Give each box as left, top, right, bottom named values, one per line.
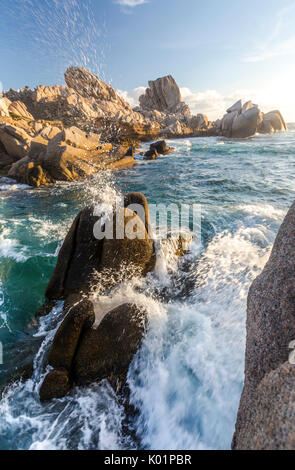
left=218, top=100, right=287, bottom=139
left=39, top=192, right=156, bottom=401
left=233, top=201, right=295, bottom=450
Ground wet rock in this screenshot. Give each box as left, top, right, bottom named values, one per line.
left=144, top=148, right=159, bottom=160
left=150, top=140, right=174, bottom=155
left=74, top=303, right=146, bottom=387
left=48, top=300, right=95, bottom=371
left=45, top=206, right=103, bottom=300
left=233, top=200, right=295, bottom=450
left=124, top=192, right=153, bottom=236
left=39, top=369, right=70, bottom=402
left=100, top=207, right=156, bottom=278
left=46, top=192, right=155, bottom=300
left=8, top=157, right=53, bottom=187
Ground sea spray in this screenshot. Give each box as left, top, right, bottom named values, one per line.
left=0, top=133, right=294, bottom=449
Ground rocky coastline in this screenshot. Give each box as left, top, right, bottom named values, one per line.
left=0, top=67, right=287, bottom=187
left=0, top=67, right=292, bottom=449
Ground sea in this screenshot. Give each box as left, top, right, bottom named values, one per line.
left=0, top=129, right=294, bottom=450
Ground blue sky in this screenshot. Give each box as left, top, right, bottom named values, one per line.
left=0, top=0, right=294, bottom=120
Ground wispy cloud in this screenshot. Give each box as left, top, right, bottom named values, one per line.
left=115, top=0, right=148, bottom=7
left=243, top=3, right=295, bottom=62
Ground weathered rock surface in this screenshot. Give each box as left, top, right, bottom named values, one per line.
left=150, top=140, right=174, bottom=155
left=231, top=107, right=263, bottom=138
left=39, top=192, right=157, bottom=401
left=73, top=303, right=146, bottom=387
left=1, top=68, right=287, bottom=179
left=2, top=120, right=134, bottom=186
left=8, top=101, right=34, bottom=120
left=46, top=192, right=155, bottom=301
left=143, top=140, right=174, bottom=160
left=139, top=75, right=190, bottom=115
left=219, top=99, right=286, bottom=139
left=259, top=110, right=287, bottom=134
left=233, top=201, right=295, bottom=450
left=0, top=97, right=11, bottom=117
left=39, top=369, right=71, bottom=402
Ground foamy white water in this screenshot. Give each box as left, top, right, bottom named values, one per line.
left=0, top=133, right=294, bottom=449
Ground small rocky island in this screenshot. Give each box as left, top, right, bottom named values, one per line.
left=0, top=67, right=287, bottom=187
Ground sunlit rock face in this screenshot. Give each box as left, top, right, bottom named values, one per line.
left=218, top=99, right=287, bottom=138
left=139, top=75, right=190, bottom=115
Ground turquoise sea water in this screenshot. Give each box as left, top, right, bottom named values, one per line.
left=0, top=130, right=294, bottom=450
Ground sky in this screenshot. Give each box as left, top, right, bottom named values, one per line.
left=0, top=0, right=295, bottom=121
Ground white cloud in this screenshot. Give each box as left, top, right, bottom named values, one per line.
left=115, top=0, right=148, bottom=7
left=117, top=86, right=146, bottom=108
left=118, top=85, right=295, bottom=122
left=0, top=82, right=3, bottom=95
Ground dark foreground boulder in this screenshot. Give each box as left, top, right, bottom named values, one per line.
left=73, top=303, right=146, bottom=389
left=39, top=369, right=71, bottom=402
left=233, top=201, right=295, bottom=450
left=39, top=301, right=146, bottom=401
left=46, top=192, right=155, bottom=301
left=39, top=192, right=155, bottom=401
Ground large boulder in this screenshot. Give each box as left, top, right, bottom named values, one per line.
left=45, top=206, right=104, bottom=300
left=39, top=369, right=71, bottom=402
left=189, top=114, right=209, bottom=130
left=100, top=207, right=155, bottom=279
left=6, top=124, right=135, bottom=186
left=226, top=100, right=242, bottom=114
left=0, top=97, right=11, bottom=117
left=48, top=300, right=95, bottom=372
left=40, top=301, right=147, bottom=401
left=231, top=106, right=263, bottom=138
left=233, top=201, right=295, bottom=449
left=139, top=75, right=190, bottom=115
left=220, top=100, right=286, bottom=138
left=149, top=140, right=174, bottom=155
left=65, top=67, right=131, bottom=115
left=8, top=157, right=53, bottom=187
left=0, top=124, right=31, bottom=159
left=73, top=303, right=146, bottom=387
left=8, top=101, right=34, bottom=120
left=259, top=110, right=287, bottom=134
left=46, top=192, right=155, bottom=301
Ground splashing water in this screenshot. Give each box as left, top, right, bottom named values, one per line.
left=1, top=0, right=108, bottom=85
left=0, top=131, right=295, bottom=449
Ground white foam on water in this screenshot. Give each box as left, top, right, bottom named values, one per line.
left=0, top=301, right=131, bottom=450
left=237, top=203, right=286, bottom=221
left=0, top=228, right=29, bottom=262
left=128, top=225, right=272, bottom=450
left=27, top=216, right=71, bottom=242
left=0, top=178, right=31, bottom=192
